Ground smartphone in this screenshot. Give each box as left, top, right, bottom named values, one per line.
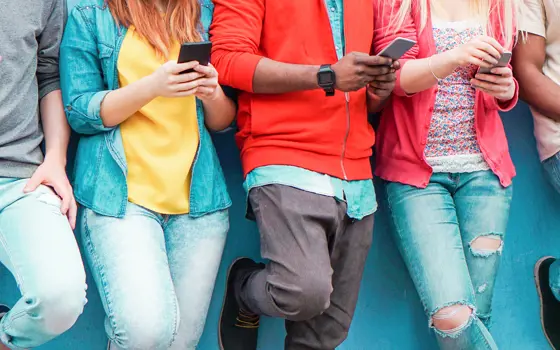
left=377, top=37, right=417, bottom=60
left=478, top=51, right=512, bottom=74
left=177, top=41, right=212, bottom=74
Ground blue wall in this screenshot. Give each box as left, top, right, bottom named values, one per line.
left=0, top=2, right=555, bottom=347
left=1, top=103, right=555, bottom=350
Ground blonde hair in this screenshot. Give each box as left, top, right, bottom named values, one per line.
left=384, top=0, right=521, bottom=48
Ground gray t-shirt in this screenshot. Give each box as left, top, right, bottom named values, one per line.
left=0, top=0, right=66, bottom=179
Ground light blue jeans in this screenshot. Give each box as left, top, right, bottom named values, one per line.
left=384, top=171, right=512, bottom=350
left=81, top=202, right=229, bottom=350
left=0, top=178, right=87, bottom=350
left=542, top=151, right=560, bottom=301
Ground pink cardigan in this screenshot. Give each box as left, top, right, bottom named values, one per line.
left=372, top=0, right=518, bottom=188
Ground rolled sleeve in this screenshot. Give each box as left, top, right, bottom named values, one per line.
left=60, top=7, right=114, bottom=135
left=210, top=0, right=265, bottom=92
left=37, top=0, right=67, bottom=99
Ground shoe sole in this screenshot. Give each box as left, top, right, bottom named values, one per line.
left=218, top=257, right=246, bottom=350
left=535, top=256, right=557, bottom=350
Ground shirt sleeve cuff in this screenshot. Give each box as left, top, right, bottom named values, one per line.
left=39, top=81, right=61, bottom=100
left=227, top=52, right=263, bottom=92
left=87, top=90, right=111, bottom=125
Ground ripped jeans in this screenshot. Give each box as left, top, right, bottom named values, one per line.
left=384, top=171, right=512, bottom=350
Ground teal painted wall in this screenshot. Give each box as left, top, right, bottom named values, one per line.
left=0, top=2, right=555, bottom=348
left=1, top=103, right=554, bottom=350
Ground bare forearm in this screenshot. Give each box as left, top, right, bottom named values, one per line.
left=400, top=52, right=458, bottom=94
left=518, top=69, right=560, bottom=121
left=252, top=58, right=320, bottom=94
left=100, top=76, right=156, bottom=127
left=40, top=90, right=69, bottom=164
left=202, top=87, right=237, bottom=131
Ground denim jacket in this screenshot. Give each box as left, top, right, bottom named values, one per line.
left=60, top=0, right=231, bottom=218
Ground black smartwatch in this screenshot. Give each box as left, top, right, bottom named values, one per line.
left=317, top=64, right=336, bottom=96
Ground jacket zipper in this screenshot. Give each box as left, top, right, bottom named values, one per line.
left=340, top=27, right=350, bottom=180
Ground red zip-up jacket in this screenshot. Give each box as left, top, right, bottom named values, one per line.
left=373, top=0, right=518, bottom=188
left=210, top=0, right=376, bottom=180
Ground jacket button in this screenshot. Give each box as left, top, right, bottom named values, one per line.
left=67, top=105, right=73, bottom=111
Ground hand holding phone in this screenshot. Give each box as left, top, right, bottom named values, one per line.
left=148, top=60, right=203, bottom=98
left=471, top=51, right=515, bottom=101
left=449, top=36, right=504, bottom=69
left=331, top=52, right=394, bottom=92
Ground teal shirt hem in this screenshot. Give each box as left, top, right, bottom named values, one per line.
left=244, top=166, right=377, bottom=220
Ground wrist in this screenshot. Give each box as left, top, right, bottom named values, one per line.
left=499, top=84, right=516, bottom=101
left=200, top=85, right=224, bottom=102
left=44, top=152, right=67, bottom=167
left=143, top=74, right=159, bottom=100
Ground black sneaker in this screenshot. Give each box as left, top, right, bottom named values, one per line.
left=535, top=256, right=560, bottom=350
left=219, top=258, right=262, bottom=350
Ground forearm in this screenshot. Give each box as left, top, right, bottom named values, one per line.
left=202, top=87, right=237, bottom=131
left=400, top=52, right=458, bottom=94
left=252, top=58, right=320, bottom=94
left=40, top=90, right=70, bottom=164
left=518, top=69, right=560, bottom=121
left=100, top=76, right=156, bottom=127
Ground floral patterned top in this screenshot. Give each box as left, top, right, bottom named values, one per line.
left=424, top=18, right=490, bottom=173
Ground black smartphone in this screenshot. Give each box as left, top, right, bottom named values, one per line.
left=177, top=41, right=212, bottom=74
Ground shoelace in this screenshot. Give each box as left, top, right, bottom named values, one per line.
left=235, top=309, right=260, bottom=329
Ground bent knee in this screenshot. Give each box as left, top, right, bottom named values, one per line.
left=28, top=283, right=87, bottom=335
left=282, top=277, right=333, bottom=321
left=432, top=305, right=473, bottom=333
left=112, top=319, right=177, bottom=350
left=470, top=235, right=503, bottom=256
left=110, top=298, right=179, bottom=350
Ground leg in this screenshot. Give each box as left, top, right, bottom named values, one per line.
left=81, top=203, right=179, bottom=350
left=285, top=214, right=374, bottom=350
left=240, top=185, right=338, bottom=321
left=384, top=175, right=497, bottom=350
left=454, top=171, right=512, bottom=327
left=166, top=210, right=229, bottom=350
left=538, top=153, right=560, bottom=348
left=0, top=180, right=86, bottom=349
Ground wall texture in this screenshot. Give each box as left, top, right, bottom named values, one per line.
left=0, top=3, right=555, bottom=348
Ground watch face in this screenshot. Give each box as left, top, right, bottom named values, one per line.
left=318, top=71, right=334, bottom=85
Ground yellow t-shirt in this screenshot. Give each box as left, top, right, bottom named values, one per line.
left=118, top=27, right=199, bottom=214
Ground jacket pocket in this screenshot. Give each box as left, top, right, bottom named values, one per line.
left=97, top=43, right=114, bottom=84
